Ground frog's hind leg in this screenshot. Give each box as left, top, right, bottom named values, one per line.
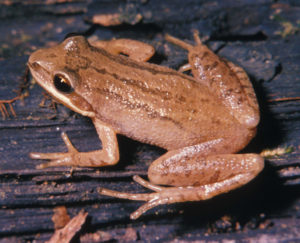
left=225, top=60, right=260, bottom=117
left=167, top=31, right=260, bottom=129
left=99, top=153, right=263, bottom=220
left=165, top=32, right=197, bottom=51
left=99, top=141, right=264, bottom=219
left=165, top=31, right=206, bottom=73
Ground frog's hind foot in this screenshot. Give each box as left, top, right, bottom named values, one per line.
left=99, top=160, right=263, bottom=220
left=98, top=175, right=205, bottom=220
left=98, top=176, right=176, bottom=220
left=165, top=29, right=203, bottom=51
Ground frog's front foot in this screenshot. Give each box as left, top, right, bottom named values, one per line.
left=30, top=120, right=120, bottom=169
left=30, top=132, right=80, bottom=169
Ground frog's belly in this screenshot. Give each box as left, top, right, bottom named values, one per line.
left=134, top=118, right=251, bottom=151
left=108, top=105, right=254, bottom=153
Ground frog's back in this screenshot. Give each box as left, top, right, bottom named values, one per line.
left=81, top=47, right=250, bottom=151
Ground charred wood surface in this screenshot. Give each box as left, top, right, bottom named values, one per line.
left=1, top=0, right=300, bottom=242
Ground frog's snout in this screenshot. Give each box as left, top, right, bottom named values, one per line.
left=28, top=60, right=41, bottom=71
left=28, top=49, right=41, bottom=65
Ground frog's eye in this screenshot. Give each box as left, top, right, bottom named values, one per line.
left=53, top=74, right=73, bottom=93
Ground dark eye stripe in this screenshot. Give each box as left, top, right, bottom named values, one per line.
left=53, top=74, right=73, bottom=93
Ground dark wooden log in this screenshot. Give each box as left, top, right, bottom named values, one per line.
left=1, top=0, right=300, bottom=241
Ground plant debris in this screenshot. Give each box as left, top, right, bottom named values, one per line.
left=51, top=206, right=71, bottom=230
left=46, top=210, right=88, bottom=243
left=260, top=146, right=293, bottom=158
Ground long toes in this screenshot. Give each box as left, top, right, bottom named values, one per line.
left=130, top=197, right=170, bottom=220
left=178, top=63, right=192, bottom=73
left=29, top=152, right=70, bottom=160
left=36, top=159, right=62, bottom=169
left=133, top=175, right=164, bottom=192
left=61, top=132, right=78, bottom=152
left=36, top=162, right=54, bottom=169
left=36, top=156, right=74, bottom=169
left=130, top=201, right=155, bottom=220
left=165, top=34, right=193, bottom=50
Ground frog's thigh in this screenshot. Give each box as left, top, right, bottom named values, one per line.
left=166, top=33, right=259, bottom=128
left=225, top=60, right=259, bottom=113
left=148, top=145, right=264, bottom=189
left=91, top=39, right=155, bottom=62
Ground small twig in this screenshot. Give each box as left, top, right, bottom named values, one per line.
left=0, top=96, right=20, bottom=119
left=260, top=146, right=293, bottom=158
left=0, top=66, right=31, bottom=119
left=39, top=92, right=57, bottom=110
left=46, top=210, right=88, bottom=243
left=38, top=92, right=59, bottom=119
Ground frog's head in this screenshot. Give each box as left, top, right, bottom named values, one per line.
left=28, top=36, right=96, bottom=118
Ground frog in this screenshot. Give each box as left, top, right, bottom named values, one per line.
left=28, top=31, right=264, bottom=220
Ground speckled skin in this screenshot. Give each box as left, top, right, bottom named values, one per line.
left=28, top=32, right=264, bottom=219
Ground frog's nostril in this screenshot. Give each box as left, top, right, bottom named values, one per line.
left=28, top=61, right=41, bottom=70
left=32, top=62, right=40, bottom=68
left=28, top=48, right=47, bottom=66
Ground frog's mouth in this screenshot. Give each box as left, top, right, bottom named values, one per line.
left=28, top=62, right=95, bottom=118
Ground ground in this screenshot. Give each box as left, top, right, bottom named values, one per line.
left=1, top=0, right=300, bottom=242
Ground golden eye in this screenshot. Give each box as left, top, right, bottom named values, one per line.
left=53, top=74, right=72, bottom=93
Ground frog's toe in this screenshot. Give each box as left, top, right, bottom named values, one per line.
left=60, top=132, right=78, bottom=153
left=36, top=160, right=58, bottom=169
left=130, top=196, right=171, bottom=220
left=29, top=150, right=79, bottom=169
left=30, top=152, right=67, bottom=160
left=30, top=132, right=81, bottom=168
left=34, top=153, right=76, bottom=169
left=30, top=132, right=78, bottom=159
left=133, top=175, right=164, bottom=192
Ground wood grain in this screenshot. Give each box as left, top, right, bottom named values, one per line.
left=0, top=0, right=300, bottom=241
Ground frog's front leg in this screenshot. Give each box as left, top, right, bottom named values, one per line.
left=99, top=141, right=264, bottom=219
left=30, top=118, right=119, bottom=168
left=90, top=39, right=155, bottom=62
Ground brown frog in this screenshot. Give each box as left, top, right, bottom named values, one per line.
left=28, top=31, right=264, bottom=219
